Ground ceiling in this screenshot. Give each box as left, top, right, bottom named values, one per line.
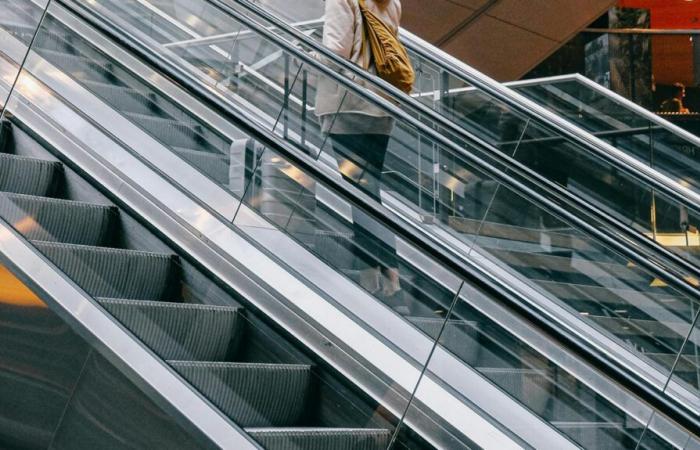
left=399, top=0, right=616, bottom=81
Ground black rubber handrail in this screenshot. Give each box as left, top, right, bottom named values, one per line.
left=219, top=0, right=700, bottom=289
left=57, top=0, right=700, bottom=437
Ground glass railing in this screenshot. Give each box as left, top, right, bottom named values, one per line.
left=0, top=0, right=48, bottom=113
left=507, top=74, right=700, bottom=194
left=0, top=3, right=434, bottom=449
left=187, top=0, right=700, bottom=269
left=65, top=0, right=700, bottom=409
left=0, top=1, right=696, bottom=448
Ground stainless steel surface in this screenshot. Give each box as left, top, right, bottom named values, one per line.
left=34, top=2, right=700, bottom=441
left=0, top=213, right=257, bottom=450
left=0, top=19, right=539, bottom=449
left=7, top=2, right=699, bottom=446
left=504, top=73, right=700, bottom=153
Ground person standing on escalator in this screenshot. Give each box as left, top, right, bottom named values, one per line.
left=659, top=82, right=690, bottom=113
left=316, top=0, right=405, bottom=308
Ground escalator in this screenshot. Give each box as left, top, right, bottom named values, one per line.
left=0, top=67, right=396, bottom=450
left=1, top=0, right=700, bottom=449
left=72, top=0, right=700, bottom=416
left=505, top=74, right=700, bottom=194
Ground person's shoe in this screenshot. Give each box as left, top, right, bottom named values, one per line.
left=381, top=268, right=401, bottom=297
left=359, top=267, right=382, bottom=294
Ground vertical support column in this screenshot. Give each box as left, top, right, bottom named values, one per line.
left=283, top=52, right=290, bottom=139
left=301, top=69, right=308, bottom=149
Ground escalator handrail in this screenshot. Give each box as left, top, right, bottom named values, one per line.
left=58, top=0, right=700, bottom=437
left=395, top=26, right=700, bottom=210
left=204, top=0, right=700, bottom=300
left=503, top=72, right=700, bottom=150
left=213, top=0, right=700, bottom=288
left=214, top=0, right=700, bottom=288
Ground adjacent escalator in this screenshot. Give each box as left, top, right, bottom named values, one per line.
left=1, top=0, right=699, bottom=448
left=0, top=122, right=396, bottom=449
left=65, top=0, right=700, bottom=416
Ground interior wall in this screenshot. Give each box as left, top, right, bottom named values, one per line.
left=617, top=0, right=700, bottom=86
left=400, top=0, right=616, bottom=81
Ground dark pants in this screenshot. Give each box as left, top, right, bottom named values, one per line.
left=330, top=133, right=399, bottom=271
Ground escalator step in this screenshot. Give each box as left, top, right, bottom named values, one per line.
left=35, top=48, right=119, bottom=85
left=0, top=193, right=117, bottom=246
left=173, top=146, right=230, bottom=186
left=478, top=367, right=551, bottom=416
left=98, top=299, right=241, bottom=361
left=122, top=112, right=216, bottom=151
left=80, top=79, right=161, bottom=116
left=32, top=241, right=176, bottom=300
left=0, top=154, right=61, bottom=196
left=169, top=361, right=311, bottom=427
left=245, top=428, right=391, bottom=450
left=409, top=316, right=480, bottom=364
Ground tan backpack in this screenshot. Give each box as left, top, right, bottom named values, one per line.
left=358, top=0, right=415, bottom=94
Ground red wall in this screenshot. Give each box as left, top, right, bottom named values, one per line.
left=618, top=0, right=700, bottom=28
left=617, top=0, right=700, bottom=84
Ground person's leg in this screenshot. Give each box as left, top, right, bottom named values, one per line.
left=365, top=135, right=403, bottom=299
left=330, top=133, right=383, bottom=293
left=330, top=134, right=403, bottom=304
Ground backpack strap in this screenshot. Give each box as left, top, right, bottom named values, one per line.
left=357, top=0, right=371, bottom=70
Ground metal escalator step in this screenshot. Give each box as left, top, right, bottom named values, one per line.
left=408, top=317, right=480, bottom=364
left=169, top=361, right=311, bottom=427
left=552, top=421, right=624, bottom=450
left=0, top=154, right=61, bottom=196
left=98, top=299, right=241, bottom=361
left=32, top=241, right=176, bottom=300
left=172, top=146, right=230, bottom=185
left=0, top=193, right=117, bottom=246
left=79, top=79, right=161, bottom=116
left=245, top=428, right=391, bottom=450
left=478, top=367, right=552, bottom=416
left=122, top=112, right=218, bottom=151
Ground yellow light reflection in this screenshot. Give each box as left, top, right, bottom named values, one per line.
left=650, top=278, right=668, bottom=288
left=0, top=265, right=46, bottom=308
left=338, top=160, right=362, bottom=181
left=279, top=165, right=314, bottom=190
left=646, top=232, right=700, bottom=247
left=13, top=216, right=38, bottom=235
left=685, top=276, right=700, bottom=287
left=16, top=74, right=46, bottom=102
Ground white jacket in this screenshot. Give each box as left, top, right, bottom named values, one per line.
left=315, top=0, right=402, bottom=121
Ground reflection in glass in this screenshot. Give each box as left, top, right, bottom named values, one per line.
left=0, top=265, right=206, bottom=449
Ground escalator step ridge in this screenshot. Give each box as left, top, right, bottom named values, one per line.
left=31, top=240, right=173, bottom=257
left=169, top=361, right=312, bottom=427
left=98, top=299, right=241, bottom=361
left=245, top=427, right=391, bottom=450
left=0, top=192, right=117, bottom=246
left=31, top=241, right=176, bottom=300
left=0, top=153, right=61, bottom=197
left=97, top=298, right=241, bottom=311
left=169, top=361, right=311, bottom=370
left=121, top=111, right=220, bottom=150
